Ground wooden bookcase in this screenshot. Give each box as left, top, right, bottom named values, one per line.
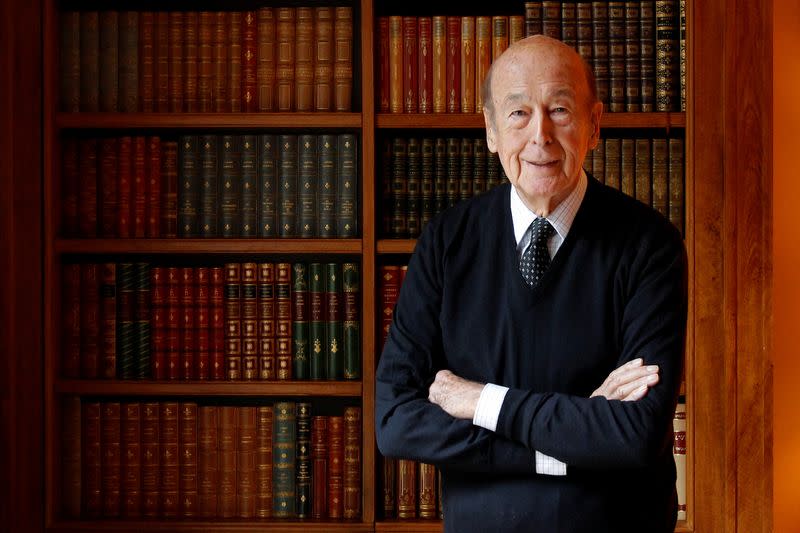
left=40, top=1, right=707, bottom=532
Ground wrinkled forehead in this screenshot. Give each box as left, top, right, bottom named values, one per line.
left=492, top=47, right=588, bottom=99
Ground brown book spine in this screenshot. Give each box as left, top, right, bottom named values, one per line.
left=257, top=7, right=276, bottom=111
left=446, top=17, right=461, bottom=114
left=197, top=406, right=218, bottom=517
left=146, top=136, right=161, bottom=238
left=255, top=405, right=273, bottom=517
left=179, top=403, right=198, bottom=517
left=333, top=7, right=353, bottom=111
left=180, top=267, right=195, bottom=380
left=119, top=12, right=139, bottom=112
left=668, top=137, right=685, bottom=235
left=160, top=402, right=179, bottom=517
left=80, top=11, right=99, bottom=112
left=100, top=14, right=120, bottom=104
left=61, top=263, right=81, bottom=378
left=218, top=406, right=238, bottom=517
left=80, top=263, right=100, bottom=378
left=160, top=141, right=178, bottom=237
left=418, top=463, right=437, bottom=519
left=210, top=267, right=226, bottom=379
left=652, top=138, right=669, bottom=218
left=389, top=16, right=404, bottom=114
left=258, top=263, right=276, bottom=380
left=418, top=18, right=433, bottom=114
left=141, top=402, right=160, bottom=517
left=432, top=16, right=447, bottom=114
left=314, top=7, right=334, bottom=111
left=100, top=262, right=117, bottom=379
left=343, top=407, right=361, bottom=519
left=101, top=402, right=121, bottom=517
left=382, top=456, right=396, bottom=518
left=195, top=267, right=210, bottom=380
left=608, top=1, right=626, bottom=112
left=60, top=11, right=81, bottom=112
left=525, top=1, right=543, bottom=36
left=212, top=11, right=229, bottom=112
left=542, top=1, right=562, bottom=39
left=397, top=459, right=417, bottom=518
left=241, top=263, right=259, bottom=380
left=276, top=7, right=296, bottom=112
left=121, top=402, right=141, bottom=517
left=378, top=17, right=390, bottom=113
left=561, top=0, right=578, bottom=47
left=62, top=396, right=82, bottom=518
left=154, top=12, right=169, bottom=112
left=166, top=267, right=180, bottom=380
left=225, top=263, right=242, bottom=380
left=327, top=415, right=344, bottom=519
left=604, top=138, right=621, bottom=190
left=183, top=12, right=199, bottom=112
left=117, top=136, right=132, bottom=238
left=592, top=1, right=610, bottom=106
left=242, top=11, right=258, bottom=112
left=82, top=401, right=102, bottom=517
left=492, top=16, right=508, bottom=62
left=576, top=2, right=593, bottom=66
left=139, top=12, right=155, bottom=112
left=402, top=17, right=418, bottom=114
left=276, top=262, right=293, bottom=380
left=61, top=138, right=79, bottom=237
left=150, top=267, right=167, bottom=380
left=228, top=12, right=243, bottom=112
left=624, top=1, right=642, bottom=112
left=311, top=415, right=328, bottom=519
left=621, top=138, right=636, bottom=197
left=100, top=137, right=118, bottom=238
left=198, top=12, right=213, bottom=112
left=640, top=1, right=655, bottom=112
left=509, top=15, right=525, bottom=45
left=460, top=17, right=475, bottom=114
left=475, top=17, right=491, bottom=113
left=295, top=7, right=314, bottom=112
left=635, top=137, right=652, bottom=206
left=132, top=136, right=147, bottom=238
left=78, top=138, right=98, bottom=238
left=593, top=138, right=605, bottom=183
left=168, top=12, right=184, bottom=113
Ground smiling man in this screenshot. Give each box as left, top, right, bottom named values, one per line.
left=375, top=36, right=687, bottom=533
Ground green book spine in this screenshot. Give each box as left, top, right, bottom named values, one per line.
left=325, top=263, right=343, bottom=380
left=472, top=138, right=487, bottom=197
left=99, top=11, right=119, bottom=112
left=199, top=135, right=218, bottom=237
left=446, top=137, right=460, bottom=208
left=668, top=138, right=684, bottom=236
left=118, top=11, right=139, bottom=112
left=292, top=263, right=309, bottom=380
left=116, top=263, right=136, bottom=379
left=621, top=138, right=636, bottom=197
left=318, top=135, right=338, bottom=238
left=272, top=402, right=296, bottom=517
left=406, top=138, right=421, bottom=238
left=343, top=262, right=360, bottom=380
left=459, top=138, right=473, bottom=201
left=134, top=262, right=151, bottom=379
left=240, top=135, right=258, bottom=237
left=635, top=138, right=652, bottom=206
left=219, top=135, right=241, bottom=238
left=80, top=11, right=100, bottom=112
left=309, top=263, right=326, bottom=380
left=259, top=135, right=278, bottom=237
left=390, top=137, right=407, bottom=238
left=295, top=402, right=312, bottom=518
left=278, top=134, right=298, bottom=238
left=336, top=134, right=358, bottom=237
left=178, top=135, right=199, bottom=237
left=298, top=135, right=319, bottom=238
left=421, top=138, right=435, bottom=230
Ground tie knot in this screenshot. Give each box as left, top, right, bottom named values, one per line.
left=529, top=217, right=555, bottom=246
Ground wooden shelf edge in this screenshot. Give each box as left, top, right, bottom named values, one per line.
left=54, top=380, right=362, bottom=397
left=376, top=239, right=417, bottom=254
left=54, top=239, right=363, bottom=255
left=375, top=112, right=685, bottom=129
left=55, top=112, right=362, bottom=129
left=46, top=521, right=372, bottom=532
left=375, top=520, right=442, bottom=533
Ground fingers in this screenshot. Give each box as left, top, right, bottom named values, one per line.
left=591, top=359, right=660, bottom=401
left=618, top=372, right=660, bottom=401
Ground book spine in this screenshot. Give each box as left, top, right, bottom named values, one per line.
left=680, top=0, right=686, bottom=111
left=179, top=402, right=198, bottom=517
left=150, top=267, right=167, bottom=380
left=378, top=17, right=390, bottom=113
left=237, top=406, right=257, bottom=517
left=241, top=263, right=259, bottom=380
left=343, top=406, right=362, bottom=519
left=276, top=262, right=293, bottom=380
left=273, top=402, right=296, bottom=517
left=134, top=262, right=151, bottom=379
left=255, top=405, right=273, bottom=517
left=120, top=402, right=141, bottom=517
left=576, top=3, right=593, bottom=65
left=309, top=263, right=326, bottom=380
left=82, top=401, right=102, bottom=517
left=655, top=0, right=679, bottom=111
left=161, top=141, right=178, bottom=238
left=333, top=7, right=353, bottom=111
left=78, top=138, right=98, bottom=238
left=212, top=12, right=228, bottom=112
left=61, top=396, right=82, bottom=518
left=492, top=16, right=508, bottom=62
left=460, top=17, right=475, bottom=114
left=325, top=263, right=343, bottom=380
left=668, top=137, right=685, bottom=235
left=166, top=267, right=181, bottom=380
left=61, top=263, right=81, bottom=378
left=379, top=266, right=401, bottom=347
left=446, top=17, right=460, bottom=114
left=311, top=416, right=328, bottom=518
left=382, top=456, right=396, bottom=519
left=418, top=462, right=437, bottom=519
left=224, top=263, right=242, bottom=380
left=604, top=138, right=621, bottom=190
left=276, top=7, right=296, bottom=112
left=459, top=138, right=474, bottom=202
left=475, top=17, right=491, bottom=113
left=159, top=402, right=179, bottom=517
left=242, top=11, right=258, bottom=112
left=545, top=1, right=563, bottom=39
left=298, top=134, right=318, bottom=237
left=327, top=415, right=344, bottom=519
left=390, top=137, right=407, bottom=237
left=446, top=137, right=460, bottom=208
left=337, top=134, right=358, bottom=237
left=240, top=135, right=258, bottom=237
left=198, top=12, right=213, bottom=112
left=406, top=138, right=421, bottom=237
left=258, top=135, right=278, bottom=237
left=80, top=11, right=99, bottom=112
left=228, top=12, right=243, bottom=113
left=257, top=7, right=276, bottom=112
left=154, top=12, right=169, bottom=112
left=635, top=138, right=653, bottom=206
left=144, top=137, right=161, bottom=238
left=99, top=11, right=119, bottom=112
left=592, top=1, right=610, bottom=107
left=509, top=15, right=525, bottom=45
left=178, top=136, right=199, bottom=237
left=486, top=146, right=501, bottom=191
left=625, top=1, right=642, bottom=112
left=621, top=138, right=636, bottom=197
left=318, top=134, right=337, bottom=238
left=184, top=12, right=199, bottom=112
left=119, top=12, right=139, bottom=112
left=132, top=137, right=147, bottom=238
left=61, top=138, right=79, bottom=237
left=343, top=263, right=360, bottom=380
left=432, top=16, right=447, bottom=114
left=418, top=17, right=433, bottom=114
left=80, top=263, right=100, bottom=378
left=397, top=459, right=417, bottom=518
left=296, top=402, right=312, bottom=518
left=472, top=138, right=487, bottom=197
left=100, top=262, right=117, bottom=379
left=168, top=12, right=184, bottom=113
left=219, top=135, right=241, bottom=238
left=592, top=138, right=605, bottom=183
left=139, top=12, right=155, bottom=112
left=218, top=406, right=237, bottom=517
left=210, top=267, right=225, bottom=379
left=389, top=16, right=403, bottom=114
left=403, top=16, right=418, bottom=114
left=141, top=402, right=160, bottom=517
left=381, top=139, right=393, bottom=236
left=199, top=135, right=219, bottom=238
left=640, top=0, right=656, bottom=112
left=257, top=263, right=276, bottom=380
left=292, top=263, right=310, bottom=379
left=195, top=267, right=210, bottom=380
left=421, top=138, right=435, bottom=229
left=197, top=406, right=218, bottom=517
left=561, top=1, right=578, bottom=48
left=179, top=267, right=195, bottom=380
left=60, top=12, right=81, bottom=112
left=674, top=401, right=687, bottom=520
left=314, top=8, right=334, bottom=112
left=652, top=138, right=669, bottom=218
left=608, top=2, right=626, bottom=112
left=295, top=8, right=314, bottom=112
left=278, top=134, right=298, bottom=238
left=101, top=402, right=121, bottom=517
left=525, top=1, right=543, bottom=37
left=434, top=138, right=447, bottom=214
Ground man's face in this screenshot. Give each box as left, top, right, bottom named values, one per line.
left=484, top=41, right=602, bottom=214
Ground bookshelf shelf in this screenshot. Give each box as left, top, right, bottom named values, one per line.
left=376, top=239, right=416, bottom=254
left=372, top=521, right=691, bottom=533
left=376, top=112, right=685, bottom=130
left=55, top=112, right=363, bottom=130
left=54, top=239, right=363, bottom=255
left=47, top=520, right=373, bottom=532
left=54, top=379, right=362, bottom=397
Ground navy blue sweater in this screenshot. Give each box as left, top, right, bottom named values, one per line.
left=375, top=177, right=687, bottom=533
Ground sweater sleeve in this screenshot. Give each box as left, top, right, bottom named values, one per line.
left=375, top=220, right=536, bottom=474
left=494, top=222, right=688, bottom=469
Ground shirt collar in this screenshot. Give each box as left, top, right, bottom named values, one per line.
left=510, top=169, right=588, bottom=246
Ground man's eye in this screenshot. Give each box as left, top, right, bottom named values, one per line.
left=510, top=110, right=527, bottom=118
left=552, top=107, right=568, bottom=114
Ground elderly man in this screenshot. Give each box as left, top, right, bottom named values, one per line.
left=375, top=35, right=687, bottom=533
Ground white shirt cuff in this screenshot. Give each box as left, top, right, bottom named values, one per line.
left=472, top=383, right=509, bottom=432
left=535, top=450, right=567, bottom=476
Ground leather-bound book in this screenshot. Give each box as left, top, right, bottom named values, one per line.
left=150, top=267, right=167, bottom=380
left=212, top=11, right=229, bottom=112
left=608, top=1, right=626, bottom=112
left=325, top=263, right=343, bottom=380
left=241, top=263, right=259, bottom=380
left=295, top=8, right=314, bottom=112
left=141, top=402, right=160, bottom=517
left=272, top=402, right=296, bottom=517
left=624, top=1, right=642, bottom=112
left=210, top=267, right=225, bottom=379
left=82, top=401, right=102, bottom=517
left=406, top=137, right=421, bottom=237
left=381, top=139, right=393, bottom=235
left=298, top=134, right=319, bottom=238
left=485, top=147, right=500, bottom=191
left=241, top=135, right=258, bottom=237
left=257, top=263, right=276, bottom=380
left=77, top=138, right=97, bottom=238
left=621, top=138, right=636, bottom=197
left=391, top=137, right=408, bottom=237
left=184, top=12, right=199, bottom=112
left=276, top=262, right=293, bottom=380
left=219, top=135, right=241, bottom=238
left=165, top=267, right=181, bottom=380
left=445, top=17, right=460, bottom=113
left=100, top=263, right=117, bottom=379
left=257, top=7, right=277, bottom=111
left=134, top=262, right=151, bottom=379
left=592, top=1, right=610, bottom=106
left=333, top=7, right=353, bottom=111
left=198, top=406, right=218, bottom=517
left=296, top=403, right=312, bottom=518
left=258, top=134, right=278, bottom=237
left=277, top=134, right=298, bottom=238
left=61, top=396, right=82, bottom=518
left=655, top=0, right=679, bottom=111
left=418, top=462, right=437, bottom=519
left=139, top=12, right=155, bottom=112
left=255, top=405, right=274, bottom=517
left=99, top=138, right=117, bottom=238
left=179, top=267, right=195, bottom=380
left=680, top=0, right=686, bottom=111
left=446, top=138, right=460, bottom=208
left=168, top=12, right=184, bottom=113
left=382, top=456, right=396, bottom=518
left=79, top=11, right=99, bottom=112
left=674, top=401, right=687, bottom=520
left=242, top=11, right=258, bottom=112
left=60, top=11, right=80, bottom=112
left=460, top=17, right=475, bottom=114
left=402, top=16, right=418, bottom=114
left=224, top=263, right=242, bottom=380
left=509, top=15, right=525, bottom=45
left=116, top=263, right=136, bottom=379
left=327, top=415, right=344, bottom=519
left=576, top=3, right=593, bottom=64
left=101, top=402, right=121, bottom=517
left=434, top=138, right=447, bottom=215
left=604, top=138, right=621, bottom=190
left=309, top=263, right=326, bottom=380
left=61, top=263, right=81, bottom=378
left=198, top=12, right=213, bottom=112
left=475, top=17, right=490, bottom=112
left=432, top=16, right=446, bottom=114
left=178, top=135, right=199, bottom=237
left=342, top=263, right=360, bottom=380
left=492, top=16, right=508, bottom=62
left=160, top=402, right=179, bottom=517
left=155, top=12, right=169, bottom=112
left=459, top=138, right=473, bottom=202
left=317, top=134, right=337, bottom=238
left=218, top=406, right=238, bottom=517
left=61, top=138, right=79, bottom=237
left=668, top=138, right=684, bottom=235
left=276, top=8, right=296, bottom=111
left=651, top=138, right=669, bottom=218
left=237, top=406, right=257, bottom=517
left=473, top=138, right=487, bottom=197
left=228, top=12, right=243, bottom=112
left=378, top=17, right=390, bottom=113
left=311, top=415, right=328, bottom=518
left=418, top=17, right=433, bottom=114
left=179, top=402, right=198, bottom=517
left=132, top=137, right=147, bottom=238
left=119, top=11, right=138, bottom=112
left=524, top=1, right=543, bottom=37
left=292, top=263, right=310, bottom=379
left=635, top=138, right=652, bottom=206
left=161, top=140, right=178, bottom=238
left=640, top=0, right=656, bottom=112
left=592, top=138, right=605, bottom=184
left=195, top=267, right=210, bottom=380
left=336, top=134, right=357, bottom=237
left=421, top=138, right=435, bottom=229
left=561, top=1, right=578, bottom=48
left=389, top=16, right=403, bottom=114
left=99, top=11, right=118, bottom=112
left=80, top=263, right=100, bottom=378
left=199, top=135, right=218, bottom=238
left=146, top=136, right=161, bottom=238
left=379, top=265, right=401, bottom=347
left=542, top=1, right=561, bottom=40
left=121, top=402, right=142, bottom=517
left=397, top=459, right=417, bottom=518
left=343, top=406, right=362, bottom=519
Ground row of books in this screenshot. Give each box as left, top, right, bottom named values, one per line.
left=523, top=0, right=686, bottom=112
left=60, top=133, right=358, bottom=239
left=61, top=399, right=362, bottom=520
left=59, top=7, right=354, bottom=113
left=61, top=262, right=360, bottom=382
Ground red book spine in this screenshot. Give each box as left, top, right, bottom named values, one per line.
left=389, top=16, right=403, bottom=114
left=100, top=137, right=118, bottom=237
left=101, top=402, right=121, bottom=517
left=402, top=17, right=418, bottom=114
left=78, top=138, right=98, bottom=237
left=117, top=136, right=132, bottom=238
left=169, top=12, right=184, bottom=113
left=343, top=407, right=361, bottom=519
left=225, top=263, right=242, bottom=380
left=133, top=136, right=147, bottom=238
left=418, top=18, right=433, bottom=114
left=311, top=416, right=327, bottom=519
left=139, top=12, right=155, bottom=111
left=196, top=267, right=211, bottom=380
left=180, top=267, right=196, bottom=380
left=237, top=406, right=257, bottom=517
left=61, top=263, right=81, bottom=378
left=155, top=12, right=169, bottom=112
left=150, top=267, right=167, bottom=380
left=100, top=262, right=117, bottom=379
left=446, top=17, right=461, bottom=114
left=378, top=17, right=390, bottom=113
left=218, top=406, right=238, bottom=517
left=255, top=406, right=273, bottom=517
left=327, top=415, right=344, bottom=519
left=184, top=12, right=199, bottom=112
left=141, top=402, right=160, bottom=517
left=275, top=263, right=292, bottom=380
left=228, top=12, right=243, bottom=112
left=379, top=265, right=401, bottom=347
left=210, top=267, right=225, bottom=379
left=166, top=267, right=181, bottom=380
left=179, top=402, right=198, bottom=517
left=61, top=138, right=79, bottom=237
left=121, top=402, right=142, bottom=517
left=241, top=263, right=259, bottom=380
left=257, top=263, right=276, bottom=380
left=213, top=11, right=228, bottom=113
left=242, top=11, right=258, bottom=112
left=160, top=141, right=178, bottom=238
left=146, top=136, right=161, bottom=238
left=80, top=263, right=100, bottom=378
left=198, top=12, right=213, bottom=112
left=82, top=401, right=102, bottom=517
left=160, top=402, right=180, bottom=517
left=61, top=396, right=82, bottom=518
left=198, top=406, right=218, bottom=517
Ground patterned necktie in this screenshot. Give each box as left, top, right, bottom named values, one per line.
left=520, top=217, right=555, bottom=288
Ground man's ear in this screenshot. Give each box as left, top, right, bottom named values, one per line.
left=588, top=100, right=603, bottom=149
left=484, top=109, right=497, bottom=153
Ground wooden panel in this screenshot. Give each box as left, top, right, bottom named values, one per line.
left=376, top=240, right=417, bottom=254
left=56, top=112, right=362, bottom=130
left=376, top=112, right=685, bottom=129
left=55, top=239, right=363, bottom=255
left=55, top=380, right=362, bottom=397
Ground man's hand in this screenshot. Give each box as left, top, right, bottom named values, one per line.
left=428, top=370, right=485, bottom=420
left=590, top=358, right=660, bottom=401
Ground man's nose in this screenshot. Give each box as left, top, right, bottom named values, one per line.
left=528, top=110, right=554, bottom=146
